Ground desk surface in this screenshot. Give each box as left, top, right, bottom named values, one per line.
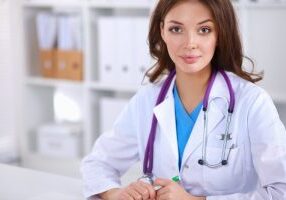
left=0, top=164, right=85, bottom=200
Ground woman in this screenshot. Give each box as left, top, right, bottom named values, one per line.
left=81, top=0, right=286, bottom=199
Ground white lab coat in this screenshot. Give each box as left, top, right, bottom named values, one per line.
left=81, top=72, right=286, bottom=199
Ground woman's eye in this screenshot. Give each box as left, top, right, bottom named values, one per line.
left=199, top=27, right=211, bottom=34
left=169, top=26, right=182, bottom=33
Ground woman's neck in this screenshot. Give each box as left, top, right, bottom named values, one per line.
left=175, top=67, right=211, bottom=113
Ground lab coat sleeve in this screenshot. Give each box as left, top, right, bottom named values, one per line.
left=80, top=93, right=141, bottom=198
left=207, top=90, right=286, bottom=200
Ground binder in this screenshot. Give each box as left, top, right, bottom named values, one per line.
left=36, top=12, right=57, bottom=78
left=39, top=49, right=57, bottom=78
left=133, top=17, right=154, bottom=86
left=115, top=17, right=136, bottom=85
left=36, top=12, right=57, bottom=49
left=56, top=14, right=83, bottom=80
left=98, top=17, right=117, bottom=84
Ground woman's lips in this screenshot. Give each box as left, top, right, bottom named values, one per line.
left=180, top=55, right=201, bottom=64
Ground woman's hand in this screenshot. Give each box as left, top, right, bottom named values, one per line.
left=117, top=180, right=156, bottom=200
left=154, top=178, right=206, bottom=200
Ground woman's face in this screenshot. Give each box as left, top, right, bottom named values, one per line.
left=161, top=0, right=218, bottom=75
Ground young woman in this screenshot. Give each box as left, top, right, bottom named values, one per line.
left=81, top=0, right=286, bottom=199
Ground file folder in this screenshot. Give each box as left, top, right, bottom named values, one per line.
left=133, top=17, right=153, bottom=86
left=98, top=17, right=117, bottom=84
left=115, top=17, right=136, bottom=85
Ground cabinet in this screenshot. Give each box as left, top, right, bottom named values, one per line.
left=0, top=0, right=23, bottom=164
left=20, top=0, right=286, bottom=177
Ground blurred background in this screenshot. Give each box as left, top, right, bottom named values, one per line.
left=1, top=0, right=286, bottom=180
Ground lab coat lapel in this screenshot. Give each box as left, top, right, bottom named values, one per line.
left=153, top=78, right=178, bottom=163
left=182, top=73, right=228, bottom=166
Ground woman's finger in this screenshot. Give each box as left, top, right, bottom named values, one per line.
left=156, top=192, right=170, bottom=200
left=156, top=185, right=171, bottom=197
left=126, top=186, right=143, bottom=200
left=139, top=181, right=157, bottom=199
left=118, top=191, right=134, bottom=200
left=131, top=182, right=150, bottom=200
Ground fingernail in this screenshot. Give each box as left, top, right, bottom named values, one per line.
left=153, top=185, right=162, bottom=191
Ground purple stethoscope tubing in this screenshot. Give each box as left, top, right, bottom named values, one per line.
left=143, top=69, right=235, bottom=175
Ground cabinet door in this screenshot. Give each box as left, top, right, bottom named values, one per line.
left=0, top=0, right=17, bottom=162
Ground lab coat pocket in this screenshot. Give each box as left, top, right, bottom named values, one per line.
left=203, top=145, right=245, bottom=193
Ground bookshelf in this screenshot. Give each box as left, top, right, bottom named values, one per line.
left=20, top=0, right=286, bottom=177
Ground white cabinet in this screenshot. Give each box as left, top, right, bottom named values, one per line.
left=0, top=0, right=22, bottom=164
left=21, top=0, right=151, bottom=177
left=20, top=0, right=286, bottom=177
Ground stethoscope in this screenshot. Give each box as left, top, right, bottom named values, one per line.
left=140, top=69, right=235, bottom=183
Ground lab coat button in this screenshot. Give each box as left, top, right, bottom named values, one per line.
left=184, top=164, right=189, bottom=169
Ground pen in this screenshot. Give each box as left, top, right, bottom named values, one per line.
left=153, top=175, right=181, bottom=191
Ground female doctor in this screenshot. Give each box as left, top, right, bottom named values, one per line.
left=81, top=0, right=286, bottom=199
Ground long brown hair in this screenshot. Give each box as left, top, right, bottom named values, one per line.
left=146, top=0, right=263, bottom=83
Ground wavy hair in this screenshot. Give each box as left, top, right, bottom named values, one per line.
left=146, top=0, right=263, bottom=83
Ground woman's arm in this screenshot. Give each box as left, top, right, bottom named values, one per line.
left=99, top=188, right=121, bottom=200
left=81, top=93, right=141, bottom=199
left=99, top=181, right=156, bottom=200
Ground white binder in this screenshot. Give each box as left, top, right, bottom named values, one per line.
left=58, top=14, right=82, bottom=51
left=36, top=12, right=57, bottom=49
left=115, top=17, right=136, bottom=85
left=133, top=17, right=154, bottom=86
left=98, top=17, right=117, bottom=84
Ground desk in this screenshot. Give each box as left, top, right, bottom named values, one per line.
left=0, top=164, right=85, bottom=200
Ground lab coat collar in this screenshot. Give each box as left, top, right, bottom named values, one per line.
left=153, top=72, right=230, bottom=168
left=153, top=77, right=179, bottom=166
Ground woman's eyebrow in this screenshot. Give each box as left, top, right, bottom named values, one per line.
left=167, top=19, right=214, bottom=25
left=167, top=20, right=183, bottom=25
left=197, top=19, right=214, bottom=25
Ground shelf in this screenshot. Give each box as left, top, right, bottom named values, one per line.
left=23, top=0, right=83, bottom=8
left=88, top=81, right=139, bottom=93
left=22, top=0, right=286, bottom=9
left=23, top=0, right=152, bottom=9
left=26, top=77, right=141, bottom=92
left=88, top=0, right=152, bottom=9
left=20, top=0, right=286, bottom=178
left=26, top=77, right=84, bottom=88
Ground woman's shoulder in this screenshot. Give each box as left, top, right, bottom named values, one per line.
left=226, top=71, right=272, bottom=102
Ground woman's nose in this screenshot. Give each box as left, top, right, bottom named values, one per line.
left=184, top=32, right=198, bottom=50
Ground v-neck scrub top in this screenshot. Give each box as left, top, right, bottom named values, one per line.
left=173, top=85, right=202, bottom=170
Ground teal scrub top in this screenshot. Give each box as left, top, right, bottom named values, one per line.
left=173, top=85, right=202, bottom=170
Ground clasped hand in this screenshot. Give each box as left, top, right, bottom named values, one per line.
left=118, top=178, right=206, bottom=200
